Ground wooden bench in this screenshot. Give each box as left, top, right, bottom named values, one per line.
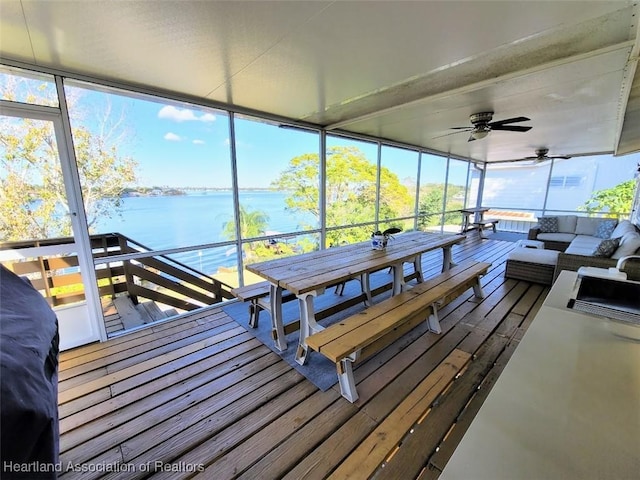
left=305, top=260, right=491, bottom=402
left=231, top=280, right=348, bottom=328
left=231, top=281, right=292, bottom=328
left=472, top=218, right=499, bottom=237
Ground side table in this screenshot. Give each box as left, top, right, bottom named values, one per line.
left=515, top=239, right=544, bottom=249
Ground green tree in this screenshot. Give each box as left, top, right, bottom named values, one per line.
left=417, top=185, right=445, bottom=229
left=222, top=204, right=269, bottom=241
left=0, top=84, right=137, bottom=241
left=417, top=183, right=466, bottom=230
left=578, top=179, right=635, bottom=217
left=271, top=146, right=412, bottom=246
left=221, top=204, right=297, bottom=262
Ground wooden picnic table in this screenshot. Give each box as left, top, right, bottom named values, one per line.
left=246, top=231, right=465, bottom=364
left=460, top=207, right=490, bottom=233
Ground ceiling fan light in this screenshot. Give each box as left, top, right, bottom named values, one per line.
left=471, top=129, right=490, bottom=140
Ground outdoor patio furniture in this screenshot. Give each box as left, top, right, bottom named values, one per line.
left=515, top=239, right=544, bottom=249
left=306, top=260, right=490, bottom=402
left=505, top=247, right=560, bottom=285
left=246, top=231, right=464, bottom=360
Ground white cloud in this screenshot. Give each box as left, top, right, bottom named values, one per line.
left=164, top=132, right=182, bottom=141
left=158, top=105, right=216, bottom=123
left=192, top=139, right=205, bottom=145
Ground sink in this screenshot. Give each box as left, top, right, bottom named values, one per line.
left=567, top=275, right=640, bottom=339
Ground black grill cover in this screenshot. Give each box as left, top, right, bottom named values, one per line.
left=1, top=265, right=59, bottom=479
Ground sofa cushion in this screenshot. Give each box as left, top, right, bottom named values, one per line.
left=539, top=216, right=559, bottom=233
left=565, top=235, right=603, bottom=255
left=507, top=247, right=559, bottom=266
left=611, top=231, right=640, bottom=259
left=591, top=237, right=620, bottom=257
left=575, top=217, right=602, bottom=236
left=537, top=232, right=576, bottom=243
left=556, top=215, right=578, bottom=234
left=595, top=219, right=617, bottom=239
left=611, top=220, right=637, bottom=238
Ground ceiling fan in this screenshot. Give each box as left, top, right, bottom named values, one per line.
left=441, top=112, right=532, bottom=142
left=525, top=148, right=571, bottom=163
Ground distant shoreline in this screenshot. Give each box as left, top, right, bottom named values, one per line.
left=121, top=187, right=277, bottom=197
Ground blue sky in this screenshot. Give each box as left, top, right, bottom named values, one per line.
left=66, top=83, right=453, bottom=189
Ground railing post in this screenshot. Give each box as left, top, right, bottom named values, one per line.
left=38, top=255, right=55, bottom=306
left=117, top=235, right=138, bottom=305
left=95, top=235, right=115, bottom=298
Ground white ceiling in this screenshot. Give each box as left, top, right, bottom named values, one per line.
left=1, top=0, right=639, bottom=163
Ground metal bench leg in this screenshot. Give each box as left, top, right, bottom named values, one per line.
left=337, top=356, right=359, bottom=403
left=334, top=282, right=345, bottom=296
left=248, top=301, right=260, bottom=328
left=428, top=303, right=442, bottom=334
left=473, top=278, right=486, bottom=299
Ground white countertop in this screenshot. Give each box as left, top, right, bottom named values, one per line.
left=440, top=271, right=640, bottom=480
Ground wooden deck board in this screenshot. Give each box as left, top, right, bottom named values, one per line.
left=329, top=349, right=471, bottom=480
left=58, top=235, right=550, bottom=480
left=59, top=341, right=267, bottom=442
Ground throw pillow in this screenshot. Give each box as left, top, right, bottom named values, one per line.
left=591, top=237, right=620, bottom=257
left=539, top=216, right=559, bottom=233
left=595, top=219, right=617, bottom=239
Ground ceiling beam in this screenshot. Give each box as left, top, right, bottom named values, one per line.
left=614, top=9, right=640, bottom=156
left=326, top=41, right=635, bottom=131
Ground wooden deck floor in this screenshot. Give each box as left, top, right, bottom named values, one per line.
left=58, top=235, right=548, bottom=480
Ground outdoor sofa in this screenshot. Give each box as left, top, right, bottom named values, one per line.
left=505, top=217, right=640, bottom=285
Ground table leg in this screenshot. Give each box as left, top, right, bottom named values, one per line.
left=295, top=290, right=324, bottom=365
left=476, top=212, right=487, bottom=239
left=269, top=284, right=287, bottom=351
left=441, top=246, right=457, bottom=272
left=360, top=273, right=372, bottom=306
left=412, top=254, right=424, bottom=283
left=391, top=261, right=405, bottom=295
left=461, top=213, right=472, bottom=233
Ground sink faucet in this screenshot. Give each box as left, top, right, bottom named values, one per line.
left=616, top=255, right=640, bottom=271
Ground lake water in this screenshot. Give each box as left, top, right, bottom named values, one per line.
left=94, top=190, right=316, bottom=275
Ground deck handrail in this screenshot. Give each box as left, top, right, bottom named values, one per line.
left=0, top=233, right=235, bottom=309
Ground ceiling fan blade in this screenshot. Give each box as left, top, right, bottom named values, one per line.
left=432, top=129, right=471, bottom=139
left=449, top=126, right=473, bottom=130
left=491, top=125, right=532, bottom=132
left=551, top=155, right=572, bottom=160
left=488, top=117, right=530, bottom=127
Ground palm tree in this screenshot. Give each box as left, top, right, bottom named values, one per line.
left=222, top=203, right=269, bottom=242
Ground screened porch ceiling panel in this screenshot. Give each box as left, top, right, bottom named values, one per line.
left=1, top=0, right=639, bottom=162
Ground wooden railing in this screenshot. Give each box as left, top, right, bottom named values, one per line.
left=1, top=233, right=235, bottom=311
